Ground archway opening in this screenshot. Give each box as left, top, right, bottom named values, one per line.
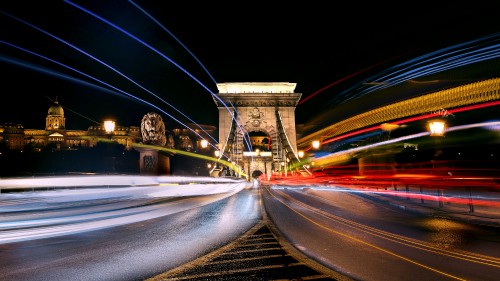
left=247, top=131, right=271, bottom=152
left=252, top=170, right=263, bottom=178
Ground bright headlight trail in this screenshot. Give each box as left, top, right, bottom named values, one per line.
left=0, top=175, right=250, bottom=244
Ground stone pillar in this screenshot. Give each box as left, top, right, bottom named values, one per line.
left=158, top=152, right=170, bottom=175
left=137, top=148, right=170, bottom=175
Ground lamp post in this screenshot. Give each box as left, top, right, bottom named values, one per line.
left=311, top=140, right=321, bottom=174
left=427, top=110, right=472, bottom=212
left=427, top=113, right=448, bottom=208
left=103, top=120, right=116, bottom=174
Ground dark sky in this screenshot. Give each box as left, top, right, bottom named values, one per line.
left=1, top=1, right=499, bottom=132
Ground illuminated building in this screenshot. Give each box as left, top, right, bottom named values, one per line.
left=0, top=98, right=141, bottom=151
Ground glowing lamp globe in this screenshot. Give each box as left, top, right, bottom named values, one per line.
left=200, top=139, right=208, bottom=148
left=428, top=120, right=446, bottom=137
left=312, top=140, right=321, bottom=149
left=298, top=150, right=304, bottom=158
left=104, top=120, right=115, bottom=134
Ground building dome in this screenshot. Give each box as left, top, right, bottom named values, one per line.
left=48, top=101, right=64, bottom=116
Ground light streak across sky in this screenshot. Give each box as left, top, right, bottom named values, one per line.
left=312, top=33, right=500, bottom=108
left=298, top=54, right=402, bottom=105
left=127, top=0, right=217, bottom=86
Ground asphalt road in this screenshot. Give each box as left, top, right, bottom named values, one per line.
left=2, top=179, right=499, bottom=281
left=0, top=185, right=261, bottom=281
left=261, top=185, right=500, bottom=281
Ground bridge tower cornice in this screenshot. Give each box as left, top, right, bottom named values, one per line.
left=213, top=93, right=302, bottom=107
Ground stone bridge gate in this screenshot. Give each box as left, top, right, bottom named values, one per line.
left=212, top=82, right=309, bottom=179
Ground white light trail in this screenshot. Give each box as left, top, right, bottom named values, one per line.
left=0, top=175, right=251, bottom=244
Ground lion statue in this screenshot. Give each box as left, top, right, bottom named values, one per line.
left=141, top=112, right=167, bottom=146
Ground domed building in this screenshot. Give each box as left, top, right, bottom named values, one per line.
left=46, top=99, right=65, bottom=130
left=0, top=98, right=141, bottom=151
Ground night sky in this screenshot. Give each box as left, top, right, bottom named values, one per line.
left=1, top=1, right=499, bottom=133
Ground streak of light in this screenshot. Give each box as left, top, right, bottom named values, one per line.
left=361, top=34, right=500, bottom=93
left=263, top=171, right=500, bottom=208
left=0, top=176, right=251, bottom=244
left=0, top=174, right=247, bottom=190
left=0, top=55, right=111, bottom=126
left=323, top=33, right=500, bottom=107
left=128, top=0, right=217, bottom=85
left=313, top=130, right=428, bottom=167
left=371, top=190, right=500, bottom=208
left=45, top=96, right=102, bottom=125
left=63, top=0, right=208, bottom=94
left=0, top=54, right=123, bottom=101
left=298, top=54, right=400, bottom=105
left=306, top=187, right=500, bottom=208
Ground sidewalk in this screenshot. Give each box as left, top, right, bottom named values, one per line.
left=361, top=187, right=500, bottom=228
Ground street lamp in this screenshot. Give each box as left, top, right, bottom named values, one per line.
left=104, top=120, right=115, bottom=135
left=103, top=120, right=116, bottom=173
left=312, top=140, right=321, bottom=149
left=427, top=114, right=448, bottom=209
left=428, top=108, right=452, bottom=137
left=428, top=119, right=446, bottom=137
left=200, top=139, right=208, bottom=148
left=298, top=150, right=304, bottom=158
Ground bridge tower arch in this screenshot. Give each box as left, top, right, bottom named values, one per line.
left=213, top=82, right=308, bottom=179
